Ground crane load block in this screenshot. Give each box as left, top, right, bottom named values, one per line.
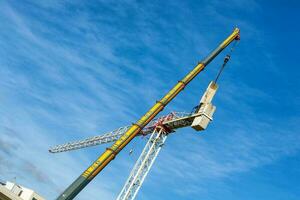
left=191, top=103, right=216, bottom=131
left=199, top=81, right=218, bottom=104
left=192, top=81, right=218, bottom=131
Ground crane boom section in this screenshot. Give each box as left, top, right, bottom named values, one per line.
left=49, top=112, right=202, bottom=154
left=56, top=28, right=240, bottom=200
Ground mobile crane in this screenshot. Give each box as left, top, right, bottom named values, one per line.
left=53, top=28, right=240, bottom=200
left=50, top=81, right=220, bottom=200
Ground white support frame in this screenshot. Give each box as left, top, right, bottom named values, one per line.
left=116, top=127, right=168, bottom=200
left=49, top=112, right=196, bottom=153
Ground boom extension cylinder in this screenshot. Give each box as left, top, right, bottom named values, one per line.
left=56, top=28, right=240, bottom=200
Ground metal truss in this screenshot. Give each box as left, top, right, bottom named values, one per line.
left=48, top=112, right=204, bottom=153
left=49, top=126, right=131, bottom=153
left=116, top=127, right=168, bottom=200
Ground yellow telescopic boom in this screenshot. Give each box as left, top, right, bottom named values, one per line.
left=56, top=28, right=240, bottom=200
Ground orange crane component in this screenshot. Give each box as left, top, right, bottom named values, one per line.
left=56, top=28, right=240, bottom=200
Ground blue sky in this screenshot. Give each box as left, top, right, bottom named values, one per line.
left=0, top=0, right=299, bottom=200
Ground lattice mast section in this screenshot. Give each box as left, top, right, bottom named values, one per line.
left=116, top=127, right=168, bottom=200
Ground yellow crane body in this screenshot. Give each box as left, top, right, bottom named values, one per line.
left=56, top=28, right=240, bottom=200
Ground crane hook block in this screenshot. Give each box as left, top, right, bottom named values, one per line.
left=191, top=81, right=218, bottom=131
